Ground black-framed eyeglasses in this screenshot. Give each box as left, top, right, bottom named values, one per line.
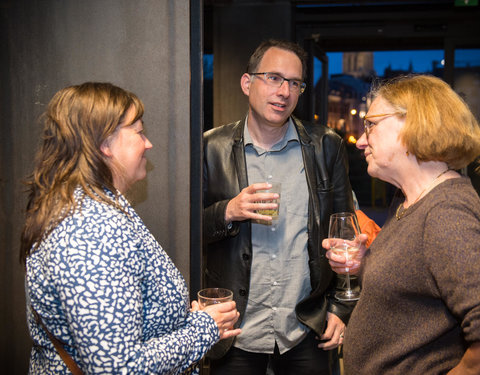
left=249, top=72, right=306, bottom=94
left=363, top=112, right=403, bottom=137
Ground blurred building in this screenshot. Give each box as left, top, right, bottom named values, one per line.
left=324, top=52, right=373, bottom=140
left=343, top=52, right=375, bottom=78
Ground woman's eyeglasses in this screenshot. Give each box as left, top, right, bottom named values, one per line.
left=363, top=112, right=403, bottom=137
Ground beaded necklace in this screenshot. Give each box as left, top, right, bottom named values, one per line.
left=395, top=168, right=451, bottom=220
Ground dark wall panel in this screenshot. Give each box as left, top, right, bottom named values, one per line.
left=0, top=0, right=191, bottom=370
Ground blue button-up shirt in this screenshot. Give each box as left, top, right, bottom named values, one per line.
left=234, top=118, right=311, bottom=354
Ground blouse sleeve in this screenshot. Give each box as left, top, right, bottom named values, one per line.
left=50, top=207, right=219, bottom=374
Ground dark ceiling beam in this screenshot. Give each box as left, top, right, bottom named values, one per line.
left=293, top=2, right=480, bottom=51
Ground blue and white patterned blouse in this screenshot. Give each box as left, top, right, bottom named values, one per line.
left=26, top=188, right=219, bottom=374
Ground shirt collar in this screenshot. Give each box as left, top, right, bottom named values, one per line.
left=243, top=117, right=299, bottom=150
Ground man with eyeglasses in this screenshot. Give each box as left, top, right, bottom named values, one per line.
left=203, top=39, right=355, bottom=375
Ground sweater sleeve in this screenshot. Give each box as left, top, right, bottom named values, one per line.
left=423, top=198, right=480, bottom=344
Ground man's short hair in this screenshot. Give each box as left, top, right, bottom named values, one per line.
left=246, top=39, right=308, bottom=80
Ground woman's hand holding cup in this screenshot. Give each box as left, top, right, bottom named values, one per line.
left=193, top=288, right=241, bottom=340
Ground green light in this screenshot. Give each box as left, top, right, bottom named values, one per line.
left=454, top=0, right=478, bottom=6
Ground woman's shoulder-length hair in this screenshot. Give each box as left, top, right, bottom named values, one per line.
left=20, top=82, right=144, bottom=265
left=373, top=74, right=480, bottom=170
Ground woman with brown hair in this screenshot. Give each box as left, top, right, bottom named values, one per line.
left=21, top=82, right=240, bottom=374
left=324, top=75, right=480, bottom=374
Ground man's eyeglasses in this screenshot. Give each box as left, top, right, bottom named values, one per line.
left=363, top=112, right=403, bottom=137
left=249, top=72, right=306, bottom=94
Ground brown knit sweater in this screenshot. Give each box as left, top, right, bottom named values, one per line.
left=344, top=178, right=480, bottom=375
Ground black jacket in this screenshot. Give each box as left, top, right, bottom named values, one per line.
left=203, top=117, right=355, bottom=357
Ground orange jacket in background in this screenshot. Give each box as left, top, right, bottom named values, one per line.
left=356, top=209, right=381, bottom=247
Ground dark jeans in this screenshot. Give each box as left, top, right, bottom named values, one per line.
left=210, top=330, right=332, bottom=375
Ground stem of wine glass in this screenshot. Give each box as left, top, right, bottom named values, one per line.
left=345, top=272, right=352, bottom=293
left=344, top=243, right=353, bottom=294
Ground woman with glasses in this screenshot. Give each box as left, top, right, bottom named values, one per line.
left=323, top=74, right=480, bottom=374
left=21, top=82, right=240, bottom=374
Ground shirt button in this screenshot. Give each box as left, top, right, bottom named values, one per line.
left=242, top=253, right=250, bottom=261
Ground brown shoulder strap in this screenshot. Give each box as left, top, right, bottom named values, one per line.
left=31, top=306, right=85, bottom=375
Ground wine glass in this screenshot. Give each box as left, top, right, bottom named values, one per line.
left=329, top=212, right=361, bottom=301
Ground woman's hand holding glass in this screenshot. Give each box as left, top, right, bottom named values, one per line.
left=323, top=233, right=368, bottom=275
left=191, top=300, right=241, bottom=340
left=328, top=212, right=361, bottom=301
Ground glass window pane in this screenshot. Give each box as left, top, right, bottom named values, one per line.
left=374, top=50, right=444, bottom=76
left=454, top=49, right=480, bottom=121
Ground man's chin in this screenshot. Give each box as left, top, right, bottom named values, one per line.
left=266, top=113, right=291, bottom=127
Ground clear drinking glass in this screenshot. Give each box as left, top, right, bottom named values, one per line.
left=255, top=181, right=281, bottom=231
left=256, top=182, right=281, bottom=217
left=329, top=212, right=361, bottom=301
left=197, top=288, right=233, bottom=309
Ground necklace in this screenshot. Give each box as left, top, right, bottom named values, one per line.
left=395, top=168, right=451, bottom=220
